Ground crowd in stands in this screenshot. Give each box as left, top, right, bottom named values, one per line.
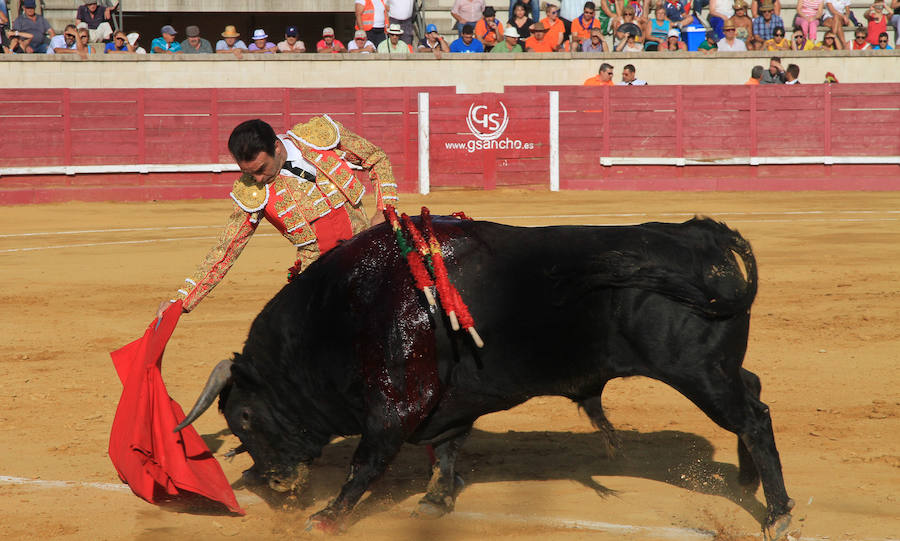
left=2, top=0, right=898, bottom=55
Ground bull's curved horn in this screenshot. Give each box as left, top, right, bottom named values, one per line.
left=173, top=359, right=233, bottom=433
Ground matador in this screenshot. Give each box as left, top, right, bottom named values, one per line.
left=161, top=116, right=399, bottom=314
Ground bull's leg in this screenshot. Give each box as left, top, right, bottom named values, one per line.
left=306, top=431, right=406, bottom=534
left=666, top=368, right=793, bottom=540
left=577, top=387, right=620, bottom=457
left=414, top=425, right=471, bottom=519
left=738, top=368, right=762, bottom=490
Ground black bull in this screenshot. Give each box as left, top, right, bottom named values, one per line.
left=176, top=216, right=794, bottom=538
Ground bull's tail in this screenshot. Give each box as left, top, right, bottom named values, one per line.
left=561, top=218, right=758, bottom=319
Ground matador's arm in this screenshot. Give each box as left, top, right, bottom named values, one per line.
left=173, top=203, right=261, bottom=312
left=331, top=120, right=399, bottom=210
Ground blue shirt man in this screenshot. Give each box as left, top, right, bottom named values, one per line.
left=449, top=23, right=484, bottom=52
left=151, top=25, right=182, bottom=53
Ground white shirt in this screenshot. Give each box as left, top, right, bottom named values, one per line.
left=712, top=0, right=735, bottom=19
left=823, top=0, right=851, bottom=19
left=616, top=79, right=648, bottom=85
left=785, top=79, right=800, bottom=84
left=356, top=0, right=388, bottom=28
left=389, top=0, right=414, bottom=20
left=277, top=135, right=317, bottom=179
left=717, top=37, right=747, bottom=50
left=46, top=34, right=76, bottom=54
left=347, top=39, right=376, bottom=52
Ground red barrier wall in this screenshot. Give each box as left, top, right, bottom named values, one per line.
left=1, top=84, right=898, bottom=204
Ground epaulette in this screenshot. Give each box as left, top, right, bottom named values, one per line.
left=288, top=114, right=341, bottom=151
left=230, top=174, right=269, bottom=212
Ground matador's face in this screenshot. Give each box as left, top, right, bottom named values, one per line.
left=237, top=140, right=287, bottom=184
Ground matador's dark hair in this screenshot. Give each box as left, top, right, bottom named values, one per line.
left=228, top=119, right=277, bottom=162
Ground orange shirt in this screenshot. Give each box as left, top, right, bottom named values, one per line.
left=571, top=15, right=598, bottom=41
left=525, top=35, right=556, bottom=52
left=474, top=18, right=504, bottom=46
left=745, top=78, right=760, bottom=85
left=540, top=17, right=566, bottom=47
left=583, top=75, right=614, bottom=86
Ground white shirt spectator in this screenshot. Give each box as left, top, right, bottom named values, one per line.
left=822, top=0, right=851, bottom=19
left=356, top=0, right=388, bottom=28
left=45, top=34, right=76, bottom=54
left=712, top=0, right=735, bottom=18
left=277, top=39, right=306, bottom=52
left=347, top=38, right=376, bottom=52
left=389, top=0, right=414, bottom=20
left=717, top=37, right=748, bottom=50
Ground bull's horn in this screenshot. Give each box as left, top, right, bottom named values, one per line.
left=173, top=359, right=233, bottom=432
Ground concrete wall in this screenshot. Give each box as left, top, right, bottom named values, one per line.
left=1, top=51, right=898, bottom=92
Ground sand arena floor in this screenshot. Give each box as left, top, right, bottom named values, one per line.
left=0, top=190, right=898, bottom=541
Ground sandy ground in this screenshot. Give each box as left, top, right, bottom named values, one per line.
left=1, top=190, right=898, bottom=541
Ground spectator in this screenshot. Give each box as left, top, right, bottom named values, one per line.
left=761, top=56, right=785, bottom=83
left=216, top=25, right=247, bottom=57
left=750, top=0, right=780, bottom=17
left=12, top=0, right=54, bottom=53
left=317, top=27, right=347, bottom=53
left=698, top=29, right=719, bottom=50
left=847, top=26, right=872, bottom=49
left=873, top=30, right=893, bottom=47
left=764, top=26, right=790, bottom=49
left=127, top=32, right=147, bottom=53
left=614, top=6, right=643, bottom=47
left=491, top=25, right=523, bottom=51
left=105, top=29, right=134, bottom=53
left=77, top=27, right=97, bottom=53
left=746, top=64, right=764, bottom=83
left=823, top=0, right=854, bottom=47
left=151, top=25, right=182, bottom=54
left=584, top=62, right=614, bottom=85
left=708, top=0, right=735, bottom=39
left=507, top=1, right=534, bottom=45
left=376, top=23, right=411, bottom=53
left=3, top=28, right=35, bottom=53
left=449, top=22, right=485, bottom=51
left=615, top=31, right=643, bottom=50
left=660, top=27, right=688, bottom=48
left=181, top=25, right=213, bottom=54
left=665, top=0, right=696, bottom=29
left=539, top=1, right=567, bottom=49
left=348, top=29, right=376, bottom=53
left=617, top=63, right=647, bottom=84
left=75, top=0, right=115, bottom=43
left=277, top=26, right=306, bottom=53
left=356, top=0, right=388, bottom=46
left=729, top=0, right=753, bottom=42
left=795, top=0, right=824, bottom=41
left=819, top=30, right=842, bottom=48
left=248, top=28, right=276, bottom=53
left=865, top=2, right=889, bottom=47
left=784, top=63, right=800, bottom=84
left=508, top=0, right=540, bottom=23
left=474, top=6, right=503, bottom=47
left=752, top=0, right=783, bottom=40
left=451, top=0, right=486, bottom=35
left=580, top=26, right=610, bottom=50
left=46, top=24, right=79, bottom=54
left=524, top=21, right=556, bottom=51
left=747, top=34, right=764, bottom=48
left=418, top=24, right=449, bottom=53
left=389, top=0, right=415, bottom=46
left=571, top=2, right=600, bottom=48
left=561, top=0, right=585, bottom=22
left=891, top=0, right=900, bottom=47
left=718, top=19, right=748, bottom=48
left=644, top=6, right=672, bottom=50
left=597, top=0, right=621, bottom=35
left=791, top=28, right=817, bottom=49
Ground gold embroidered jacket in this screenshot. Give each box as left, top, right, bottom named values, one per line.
left=173, top=115, right=399, bottom=312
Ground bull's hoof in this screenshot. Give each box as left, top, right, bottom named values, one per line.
left=413, top=499, right=451, bottom=519
left=305, top=509, right=342, bottom=535
left=763, top=512, right=793, bottom=541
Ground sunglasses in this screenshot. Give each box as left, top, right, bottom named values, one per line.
left=725, top=28, right=735, bottom=31
left=65, top=33, right=76, bottom=38
left=794, top=35, right=803, bottom=39
left=879, top=38, right=888, bottom=42
left=549, top=10, right=558, bottom=14
left=774, top=32, right=784, bottom=36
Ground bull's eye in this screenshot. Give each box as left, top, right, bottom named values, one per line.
left=240, top=409, right=251, bottom=430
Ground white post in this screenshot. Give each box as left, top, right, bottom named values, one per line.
left=549, top=91, right=559, bottom=192
left=418, top=92, right=430, bottom=195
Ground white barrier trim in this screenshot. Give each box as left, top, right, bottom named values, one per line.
left=0, top=163, right=241, bottom=177
left=600, top=156, right=900, bottom=167
left=418, top=92, right=430, bottom=195
left=549, top=91, right=559, bottom=192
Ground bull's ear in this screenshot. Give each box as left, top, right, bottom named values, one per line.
left=173, top=359, right=234, bottom=432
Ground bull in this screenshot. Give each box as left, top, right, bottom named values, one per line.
left=176, top=216, right=794, bottom=539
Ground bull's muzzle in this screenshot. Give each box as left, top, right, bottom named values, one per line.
left=266, top=463, right=310, bottom=493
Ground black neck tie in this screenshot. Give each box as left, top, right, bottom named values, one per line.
left=282, top=161, right=316, bottom=182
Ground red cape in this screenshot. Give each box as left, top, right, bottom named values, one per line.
left=108, top=300, right=244, bottom=514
